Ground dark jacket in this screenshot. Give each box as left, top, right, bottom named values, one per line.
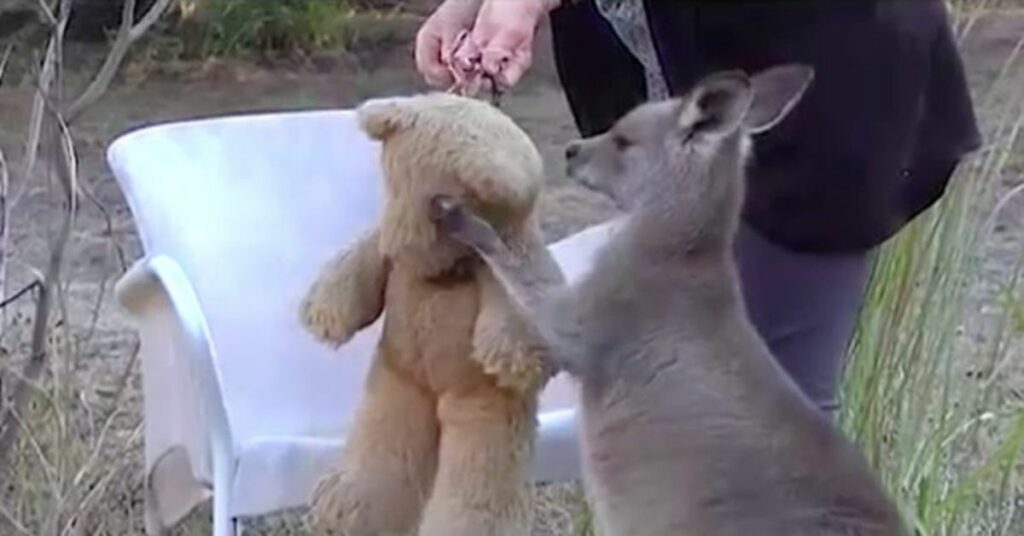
left=549, top=0, right=982, bottom=253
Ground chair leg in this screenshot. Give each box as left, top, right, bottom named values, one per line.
left=212, top=481, right=238, bottom=535
left=212, top=479, right=239, bottom=536
left=212, top=442, right=238, bottom=536
left=212, top=513, right=237, bottom=536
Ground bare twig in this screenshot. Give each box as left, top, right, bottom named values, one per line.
left=79, top=178, right=129, bottom=273
left=981, top=181, right=1024, bottom=242
left=78, top=389, right=97, bottom=461
left=0, top=44, right=12, bottom=83
left=17, top=0, right=172, bottom=196
left=0, top=500, right=34, bottom=536
left=48, top=99, right=80, bottom=536
left=66, top=0, right=175, bottom=121
left=35, top=0, right=57, bottom=27
left=64, top=343, right=140, bottom=528
left=0, top=0, right=75, bottom=464
left=0, top=0, right=169, bottom=527
left=83, top=276, right=110, bottom=342
left=7, top=407, right=58, bottom=490
left=60, top=423, right=142, bottom=536
left=75, top=195, right=125, bottom=343
left=72, top=405, right=125, bottom=489
left=0, top=280, right=41, bottom=309
left=18, top=33, right=58, bottom=195
left=110, top=340, right=140, bottom=409
left=0, top=145, right=10, bottom=325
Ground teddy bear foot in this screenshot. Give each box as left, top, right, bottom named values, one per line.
left=419, top=515, right=529, bottom=536
left=418, top=487, right=532, bottom=536
left=308, top=469, right=415, bottom=536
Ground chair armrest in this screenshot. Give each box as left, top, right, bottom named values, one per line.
left=115, top=255, right=235, bottom=459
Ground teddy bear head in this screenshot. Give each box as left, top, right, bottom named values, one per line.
left=356, top=92, right=544, bottom=278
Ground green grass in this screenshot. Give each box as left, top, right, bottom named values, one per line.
left=179, top=0, right=359, bottom=57
left=167, top=0, right=415, bottom=59
left=838, top=8, right=1024, bottom=535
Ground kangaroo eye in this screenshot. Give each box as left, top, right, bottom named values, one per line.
left=612, top=134, right=632, bottom=150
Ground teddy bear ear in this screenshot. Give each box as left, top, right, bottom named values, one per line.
left=356, top=97, right=411, bottom=140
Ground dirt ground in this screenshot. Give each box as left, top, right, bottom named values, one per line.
left=0, top=8, right=1023, bottom=535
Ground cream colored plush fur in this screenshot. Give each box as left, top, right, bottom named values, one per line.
left=299, top=93, right=559, bottom=536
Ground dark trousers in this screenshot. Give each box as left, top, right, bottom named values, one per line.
left=735, top=224, right=872, bottom=413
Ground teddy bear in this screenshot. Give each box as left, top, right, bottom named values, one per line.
left=299, top=92, right=561, bottom=536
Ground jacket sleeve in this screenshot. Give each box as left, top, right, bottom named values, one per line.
left=549, top=0, right=650, bottom=136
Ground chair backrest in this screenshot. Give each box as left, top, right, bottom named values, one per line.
left=107, top=109, right=607, bottom=446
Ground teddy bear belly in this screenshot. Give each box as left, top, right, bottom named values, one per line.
left=381, top=276, right=490, bottom=393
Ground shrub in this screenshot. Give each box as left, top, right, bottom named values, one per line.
left=180, top=0, right=359, bottom=57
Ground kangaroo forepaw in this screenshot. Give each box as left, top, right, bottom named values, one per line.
left=429, top=195, right=503, bottom=255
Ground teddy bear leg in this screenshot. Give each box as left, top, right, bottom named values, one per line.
left=418, top=387, right=535, bottom=536
left=309, top=359, right=439, bottom=536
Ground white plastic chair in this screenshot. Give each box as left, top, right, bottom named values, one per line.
left=106, top=109, right=618, bottom=535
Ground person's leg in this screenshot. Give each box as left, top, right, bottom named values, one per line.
left=734, top=222, right=874, bottom=415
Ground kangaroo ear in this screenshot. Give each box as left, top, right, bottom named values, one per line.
left=680, top=70, right=753, bottom=138
left=744, top=64, right=815, bottom=135
left=356, top=97, right=412, bottom=140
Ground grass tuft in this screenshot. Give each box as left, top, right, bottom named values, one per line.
left=839, top=6, right=1024, bottom=535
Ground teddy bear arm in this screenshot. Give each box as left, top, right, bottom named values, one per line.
left=300, top=231, right=389, bottom=347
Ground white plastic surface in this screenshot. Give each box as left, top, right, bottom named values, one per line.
left=107, top=109, right=619, bottom=528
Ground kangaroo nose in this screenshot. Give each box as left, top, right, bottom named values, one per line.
left=565, top=142, right=581, bottom=160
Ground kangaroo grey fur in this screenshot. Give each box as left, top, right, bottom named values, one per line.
left=429, top=64, right=908, bottom=535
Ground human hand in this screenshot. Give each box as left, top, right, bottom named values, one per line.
left=464, top=0, right=561, bottom=91
left=415, top=0, right=484, bottom=88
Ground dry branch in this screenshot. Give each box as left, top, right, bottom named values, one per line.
left=0, top=0, right=171, bottom=483
left=0, top=500, right=33, bottom=536
left=0, top=280, right=41, bottom=309
left=66, top=0, right=174, bottom=121
left=35, top=0, right=58, bottom=27
left=0, top=0, right=74, bottom=466
left=18, top=32, right=59, bottom=197
left=2, top=45, right=14, bottom=324
left=0, top=44, right=11, bottom=81
left=79, top=178, right=129, bottom=273
left=0, top=56, right=73, bottom=473
left=0, top=144, right=10, bottom=319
